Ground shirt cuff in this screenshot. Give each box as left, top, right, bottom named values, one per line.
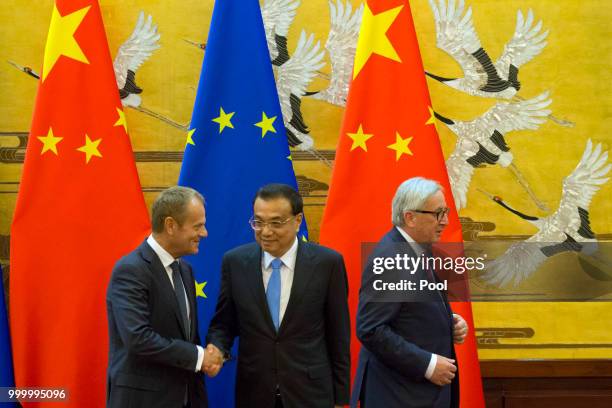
left=195, top=345, right=204, bottom=372
left=424, top=353, right=437, bottom=379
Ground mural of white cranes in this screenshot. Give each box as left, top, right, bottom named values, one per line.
left=479, top=139, right=610, bottom=287
left=260, top=0, right=364, bottom=164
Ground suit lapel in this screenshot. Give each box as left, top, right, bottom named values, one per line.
left=242, top=245, right=278, bottom=334
left=140, top=241, right=189, bottom=340
left=278, top=241, right=314, bottom=335
left=390, top=229, right=452, bottom=322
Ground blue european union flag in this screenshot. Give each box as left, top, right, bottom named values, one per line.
left=1, top=265, right=17, bottom=406
left=178, top=0, right=307, bottom=406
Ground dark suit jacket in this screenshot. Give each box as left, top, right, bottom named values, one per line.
left=207, top=240, right=351, bottom=408
left=351, top=228, right=459, bottom=408
left=106, top=240, right=207, bottom=408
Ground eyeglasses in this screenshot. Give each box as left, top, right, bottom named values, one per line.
left=411, top=207, right=450, bottom=222
left=249, top=216, right=296, bottom=231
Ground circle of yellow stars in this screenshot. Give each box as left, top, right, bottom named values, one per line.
left=183, top=108, right=283, bottom=147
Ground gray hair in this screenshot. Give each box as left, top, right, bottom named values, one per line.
left=391, top=177, right=442, bottom=226
left=151, top=186, right=205, bottom=233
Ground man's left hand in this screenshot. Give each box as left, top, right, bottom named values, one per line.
left=452, top=313, right=468, bottom=344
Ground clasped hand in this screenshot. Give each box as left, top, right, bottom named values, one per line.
left=201, top=343, right=224, bottom=377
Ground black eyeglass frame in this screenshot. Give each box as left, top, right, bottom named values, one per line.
left=410, top=208, right=450, bottom=222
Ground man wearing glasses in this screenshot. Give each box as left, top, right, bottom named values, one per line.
left=351, top=177, right=468, bottom=408
left=206, top=183, right=351, bottom=408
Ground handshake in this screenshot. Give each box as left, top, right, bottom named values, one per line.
left=201, top=343, right=225, bottom=377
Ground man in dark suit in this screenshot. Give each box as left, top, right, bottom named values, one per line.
left=206, top=183, right=351, bottom=408
left=351, top=177, right=468, bottom=408
left=106, top=186, right=221, bottom=408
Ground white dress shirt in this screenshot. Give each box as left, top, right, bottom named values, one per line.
left=262, top=237, right=298, bottom=325
left=147, top=235, right=204, bottom=372
left=395, top=227, right=437, bottom=380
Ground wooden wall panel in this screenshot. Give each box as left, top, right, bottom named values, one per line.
left=481, top=360, right=612, bottom=407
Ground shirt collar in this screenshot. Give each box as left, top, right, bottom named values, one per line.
left=147, top=234, right=176, bottom=268
left=395, top=226, right=425, bottom=255
left=263, top=237, right=299, bottom=270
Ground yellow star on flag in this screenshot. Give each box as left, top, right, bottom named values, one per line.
left=347, top=124, right=374, bottom=152
left=212, top=107, right=235, bottom=133
left=353, top=3, right=403, bottom=79
left=186, top=128, right=196, bottom=146
left=254, top=112, right=277, bottom=138
left=387, top=132, right=413, bottom=161
left=425, top=106, right=436, bottom=126
left=114, top=108, right=128, bottom=133
left=287, top=154, right=292, bottom=161
left=195, top=280, right=207, bottom=299
left=37, top=127, right=63, bottom=156
left=76, top=134, right=102, bottom=163
left=42, top=4, right=91, bottom=81
left=301, top=235, right=308, bottom=242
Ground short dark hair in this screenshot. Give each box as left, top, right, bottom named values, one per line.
left=151, top=186, right=204, bottom=233
left=254, top=183, right=303, bottom=215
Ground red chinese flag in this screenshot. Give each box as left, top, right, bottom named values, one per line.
left=10, top=1, right=150, bottom=406
left=319, top=0, right=484, bottom=406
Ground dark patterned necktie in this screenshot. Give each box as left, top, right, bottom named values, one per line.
left=170, top=261, right=190, bottom=338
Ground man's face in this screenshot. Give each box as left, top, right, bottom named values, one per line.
left=405, top=190, right=449, bottom=243
left=169, top=198, right=208, bottom=257
left=253, top=197, right=302, bottom=257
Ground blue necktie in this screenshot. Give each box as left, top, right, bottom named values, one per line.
left=266, top=258, right=282, bottom=331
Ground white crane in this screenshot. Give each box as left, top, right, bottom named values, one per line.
left=312, top=0, right=363, bottom=107
left=427, top=0, right=548, bottom=99
left=261, top=0, right=300, bottom=66
left=439, top=91, right=551, bottom=210
left=275, top=31, right=330, bottom=164
left=113, top=11, right=161, bottom=108
left=480, top=139, right=610, bottom=287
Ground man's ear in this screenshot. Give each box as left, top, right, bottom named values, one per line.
left=295, top=213, right=304, bottom=231
left=164, top=216, right=176, bottom=235
left=403, top=211, right=416, bottom=228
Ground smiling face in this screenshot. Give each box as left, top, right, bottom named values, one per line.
left=253, top=196, right=302, bottom=257
left=166, top=197, right=208, bottom=257
left=403, top=190, right=449, bottom=244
